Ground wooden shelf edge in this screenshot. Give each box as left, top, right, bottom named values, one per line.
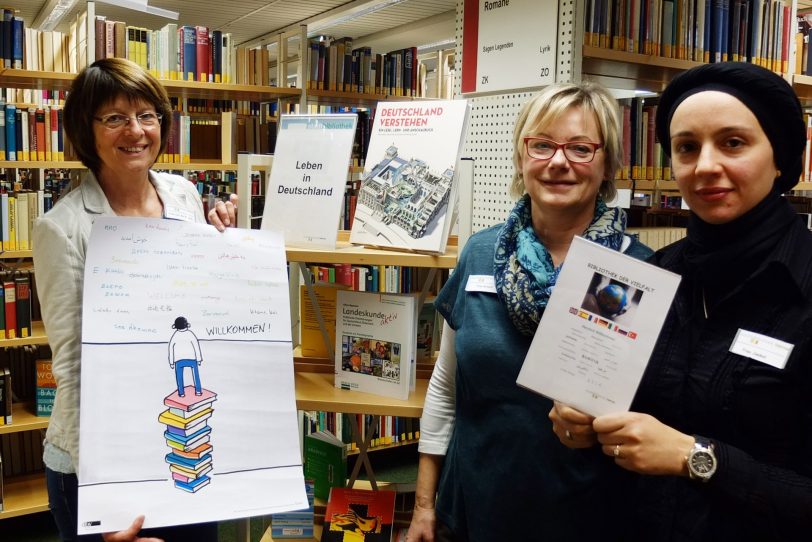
left=0, top=321, right=48, bottom=347
left=0, top=473, right=48, bottom=519
left=0, top=402, right=49, bottom=435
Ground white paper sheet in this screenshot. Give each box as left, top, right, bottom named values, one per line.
left=517, top=236, right=681, bottom=416
left=77, top=217, right=306, bottom=534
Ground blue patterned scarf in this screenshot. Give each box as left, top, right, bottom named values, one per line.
left=494, top=194, right=627, bottom=336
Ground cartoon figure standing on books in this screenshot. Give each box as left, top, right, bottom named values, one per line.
left=168, top=316, right=204, bottom=397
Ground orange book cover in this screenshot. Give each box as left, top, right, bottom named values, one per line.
left=322, top=487, right=395, bottom=542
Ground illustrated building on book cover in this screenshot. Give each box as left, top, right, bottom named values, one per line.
left=322, top=487, right=396, bottom=542
left=349, top=100, right=469, bottom=254
left=335, top=290, right=416, bottom=400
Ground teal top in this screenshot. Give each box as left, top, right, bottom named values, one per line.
left=434, top=225, right=652, bottom=541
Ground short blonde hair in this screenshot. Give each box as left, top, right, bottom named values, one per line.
left=510, top=81, right=621, bottom=202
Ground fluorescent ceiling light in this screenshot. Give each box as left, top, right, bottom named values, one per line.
left=33, top=0, right=79, bottom=31
left=308, top=0, right=408, bottom=34
left=95, top=0, right=178, bottom=19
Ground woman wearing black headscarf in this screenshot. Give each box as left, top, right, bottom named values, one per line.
left=551, top=62, right=812, bottom=540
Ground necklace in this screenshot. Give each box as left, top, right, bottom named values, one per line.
left=702, top=288, right=709, bottom=319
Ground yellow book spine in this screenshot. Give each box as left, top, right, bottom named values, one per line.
left=7, top=196, right=16, bottom=250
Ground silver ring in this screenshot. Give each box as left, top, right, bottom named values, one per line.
left=613, top=444, right=621, bottom=458
left=565, top=429, right=573, bottom=441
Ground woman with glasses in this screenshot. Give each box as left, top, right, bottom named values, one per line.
left=33, top=58, right=234, bottom=542
left=405, top=82, right=652, bottom=542
left=552, top=62, right=812, bottom=540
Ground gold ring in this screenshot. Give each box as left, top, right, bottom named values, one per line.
left=565, top=429, right=573, bottom=440
left=613, top=444, right=621, bottom=458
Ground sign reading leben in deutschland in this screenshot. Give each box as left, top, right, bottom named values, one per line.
left=462, top=0, right=558, bottom=94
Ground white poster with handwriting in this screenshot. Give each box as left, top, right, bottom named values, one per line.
left=76, top=217, right=307, bottom=534
left=461, top=0, right=557, bottom=94
left=516, top=237, right=681, bottom=416
left=261, top=114, right=358, bottom=249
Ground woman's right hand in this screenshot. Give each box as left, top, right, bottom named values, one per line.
left=549, top=400, right=598, bottom=449
left=406, top=503, right=436, bottom=542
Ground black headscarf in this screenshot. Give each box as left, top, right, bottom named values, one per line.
left=656, top=62, right=805, bottom=193
left=654, top=62, right=803, bottom=303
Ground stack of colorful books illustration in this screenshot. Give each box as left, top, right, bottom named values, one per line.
left=159, top=387, right=217, bottom=493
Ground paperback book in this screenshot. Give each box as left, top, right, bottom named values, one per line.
left=322, top=487, right=396, bottom=542
left=304, top=430, right=347, bottom=501
left=261, top=114, right=358, bottom=249
left=516, top=237, right=681, bottom=416
left=349, top=100, right=470, bottom=254
left=335, top=290, right=416, bottom=400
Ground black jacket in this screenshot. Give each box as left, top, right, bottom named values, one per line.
left=630, top=218, right=812, bottom=541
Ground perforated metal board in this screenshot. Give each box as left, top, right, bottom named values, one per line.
left=456, top=0, right=580, bottom=233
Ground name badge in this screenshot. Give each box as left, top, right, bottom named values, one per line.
left=729, top=329, right=794, bottom=369
left=164, top=205, right=195, bottom=222
left=465, top=275, right=496, bottom=293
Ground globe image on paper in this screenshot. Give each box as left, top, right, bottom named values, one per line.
left=596, top=284, right=628, bottom=315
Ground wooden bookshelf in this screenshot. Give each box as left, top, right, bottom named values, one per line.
left=295, top=372, right=426, bottom=418
left=0, top=402, right=49, bottom=435
left=153, top=162, right=238, bottom=171
left=0, top=161, right=83, bottom=169
left=581, top=45, right=704, bottom=92
left=0, top=473, right=48, bottom=519
left=0, top=68, right=302, bottom=103
left=286, top=232, right=458, bottom=268
left=0, top=249, right=32, bottom=259
left=0, top=321, right=47, bottom=347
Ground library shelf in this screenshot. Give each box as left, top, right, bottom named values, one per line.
left=0, top=249, right=32, bottom=259
left=0, top=69, right=74, bottom=91
left=0, top=161, right=84, bottom=169
left=0, top=473, right=49, bottom=519
left=286, top=232, right=458, bottom=268
left=295, top=372, right=426, bottom=419
left=0, top=68, right=302, bottom=103
left=153, top=162, right=238, bottom=171
left=0, top=402, right=48, bottom=435
left=582, top=45, right=703, bottom=93
left=0, top=321, right=48, bottom=347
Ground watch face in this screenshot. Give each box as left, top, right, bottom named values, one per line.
left=690, top=450, right=716, bottom=477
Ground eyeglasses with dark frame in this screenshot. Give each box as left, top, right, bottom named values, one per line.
left=94, top=112, right=163, bottom=130
left=523, top=136, right=603, bottom=163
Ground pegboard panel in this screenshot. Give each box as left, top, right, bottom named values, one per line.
left=456, top=0, right=581, bottom=233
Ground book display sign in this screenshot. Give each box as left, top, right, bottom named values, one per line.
left=262, top=114, right=358, bottom=249
left=77, top=218, right=307, bottom=534
left=349, top=100, right=470, bottom=254
left=335, top=290, right=416, bottom=400
left=461, top=0, right=557, bottom=94
left=517, top=237, right=681, bottom=416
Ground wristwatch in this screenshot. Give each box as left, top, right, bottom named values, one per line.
left=686, top=436, right=717, bottom=482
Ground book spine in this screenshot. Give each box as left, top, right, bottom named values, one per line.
left=4, top=280, right=15, bottom=339
left=14, top=275, right=30, bottom=338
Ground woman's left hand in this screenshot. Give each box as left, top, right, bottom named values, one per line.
left=208, top=193, right=238, bottom=231
left=593, top=412, right=695, bottom=476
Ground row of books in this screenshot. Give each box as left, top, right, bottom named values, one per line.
left=308, top=37, right=421, bottom=97
left=1, top=89, right=65, bottom=110
left=0, top=190, right=51, bottom=251
left=618, top=97, right=672, bottom=181
left=1, top=102, right=71, bottom=163
left=0, top=429, right=44, bottom=478
left=0, top=273, right=34, bottom=340
left=304, top=410, right=421, bottom=453
left=0, top=8, right=22, bottom=70
left=585, top=0, right=793, bottom=71
left=304, top=264, right=441, bottom=296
